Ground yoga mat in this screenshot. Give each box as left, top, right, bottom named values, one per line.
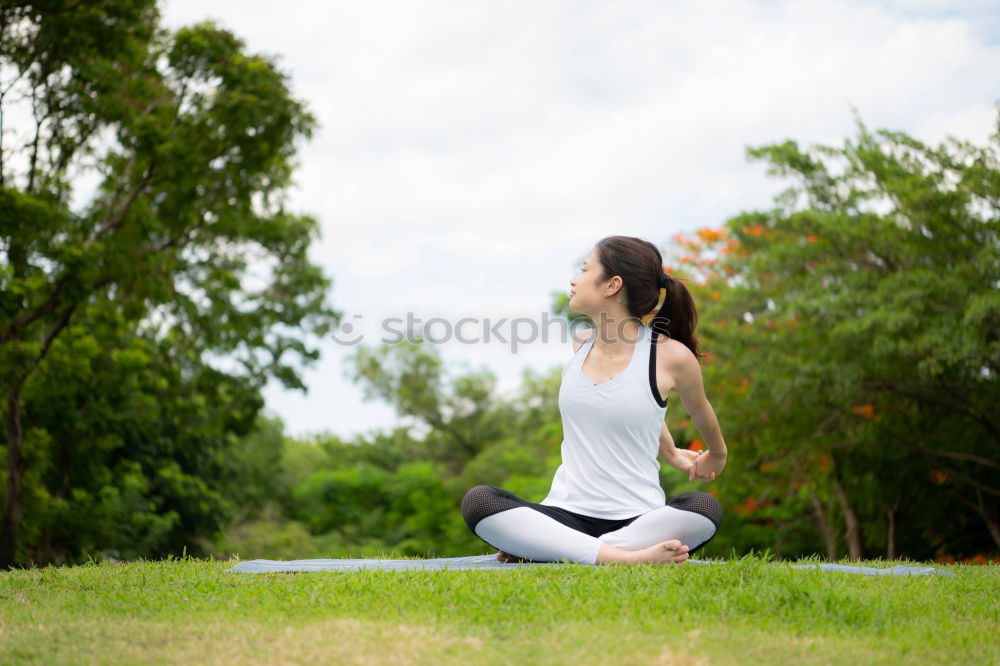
left=226, top=554, right=955, bottom=576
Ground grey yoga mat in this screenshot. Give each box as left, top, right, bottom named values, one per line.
left=226, top=554, right=955, bottom=576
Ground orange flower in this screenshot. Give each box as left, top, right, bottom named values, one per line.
left=930, top=470, right=949, bottom=485
left=851, top=404, right=876, bottom=419
left=959, top=554, right=1000, bottom=564
left=696, top=228, right=726, bottom=243
left=733, top=496, right=762, bottom=515
left=806, top=234, right=817, bottom=243
left=689, top=439, right=704, bottom=452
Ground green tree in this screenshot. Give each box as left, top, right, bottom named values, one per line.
left=344, top=337, right=519, bottom=473
left=1, top=2, right=339, bottom=567
left=698, top=110, right=999, bottom=559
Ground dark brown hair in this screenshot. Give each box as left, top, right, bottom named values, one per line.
left=594, top=235, right=705, bottom=361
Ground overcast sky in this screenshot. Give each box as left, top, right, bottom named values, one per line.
left=160, top=0, right=999, bottom=441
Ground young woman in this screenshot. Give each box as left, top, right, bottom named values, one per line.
left=461, top=236, right=728, bottom=565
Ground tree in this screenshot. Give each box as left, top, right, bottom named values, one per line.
left=1, top=2, right=339, bottom=567
left=344, top=336, right=519, bottom=472
left=693, top=109, right=999, bottom=559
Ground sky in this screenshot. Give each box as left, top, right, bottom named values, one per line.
left=159, top=0, right=999, bottom=441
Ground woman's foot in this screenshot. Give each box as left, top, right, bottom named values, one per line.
left=597, top=539, right=689, bottom=565
left=632, top=539, right=689, bottom=564
left=497, top=541, right=690, bottom=565
left=496, top=549, right=531, bottom=563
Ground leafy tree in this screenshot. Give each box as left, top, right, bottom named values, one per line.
left=344, top=337, right=519, bottom=473
left=13, top=300, right=261, bottom=563
left=0, top=2, right=339, bottom=567
left=684, top=110, right=999, bottom=560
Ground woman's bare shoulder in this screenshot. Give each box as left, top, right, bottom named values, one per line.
left=653, top=336, right=703, bottom=402
left=655, top=335, right=697, bottom=369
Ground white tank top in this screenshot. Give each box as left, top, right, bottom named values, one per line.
left=539, top=323, right=669, bottom=519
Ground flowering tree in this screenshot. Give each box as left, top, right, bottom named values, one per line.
left=668, top=111, right=999, bottom=560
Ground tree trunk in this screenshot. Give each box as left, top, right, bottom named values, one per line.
left=808, top=490, right=838, bottom=562
left=833, top=477, right=862, bottom=561
left=1, top=304, right=76, bottom=569
left=975, top=488, right=1000, bottom=549
left=886, top=500, right=899, bottom=561
left=1, top=383, right=24, bottom=569
left=949, top=486, right=1000, bottom=550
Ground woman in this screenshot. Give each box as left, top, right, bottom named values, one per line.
left=461, top=236, right=728, bottom=565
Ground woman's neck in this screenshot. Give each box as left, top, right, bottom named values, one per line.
left=592, top=314, right=640, bottom=354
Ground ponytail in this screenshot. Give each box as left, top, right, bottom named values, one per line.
left=648, top=272, right=704, bottom=361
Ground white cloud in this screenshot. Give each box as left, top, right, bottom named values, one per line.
left=160, top=0, right=1000, bottom=439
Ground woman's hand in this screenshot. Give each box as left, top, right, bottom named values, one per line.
left=689, top=450, right=727, bottom=482
left=663, top=447, right=702, bottom=475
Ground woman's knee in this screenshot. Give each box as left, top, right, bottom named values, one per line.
left=666, top=491, right=723, bottom=529
left=461, top=485, right=524, bottom=532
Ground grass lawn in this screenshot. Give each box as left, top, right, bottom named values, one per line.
left=1, top=552, right=996, bottom=665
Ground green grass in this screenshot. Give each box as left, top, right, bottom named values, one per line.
left=1, top=552, right=996, bottom=665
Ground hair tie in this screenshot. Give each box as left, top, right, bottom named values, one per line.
left=658, top=273, right=668, bottom=289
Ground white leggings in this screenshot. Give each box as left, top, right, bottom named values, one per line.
left=473, top=504, right=717, bottom=565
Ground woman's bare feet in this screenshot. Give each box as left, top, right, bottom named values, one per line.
left=496, top=549, right=531, bottom=563
left=496, top=540, right=689, bottom=565
left=596, top=539, right=689, bottom=565
left=632, top=539, right=690, bottom=564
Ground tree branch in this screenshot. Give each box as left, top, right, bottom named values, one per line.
left=12, top=302, right=77, bottom=387
left=942, top=468, right=1000, bottom=498
left=864, top=378, right=1000, bottom=444
left=94, top=154, right=157, bottom=240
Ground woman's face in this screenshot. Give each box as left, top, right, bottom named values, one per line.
left=569, top=246, right=610, bottom=314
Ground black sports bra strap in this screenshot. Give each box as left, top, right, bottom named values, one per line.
left=648, top=329, right=669, bottom=407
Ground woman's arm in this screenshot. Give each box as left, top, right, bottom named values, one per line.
left=658, top=421, right=701, bottom=472
left=667, top=348, right=728, bottom=457
left=658, top=421, right=678, bottom=461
